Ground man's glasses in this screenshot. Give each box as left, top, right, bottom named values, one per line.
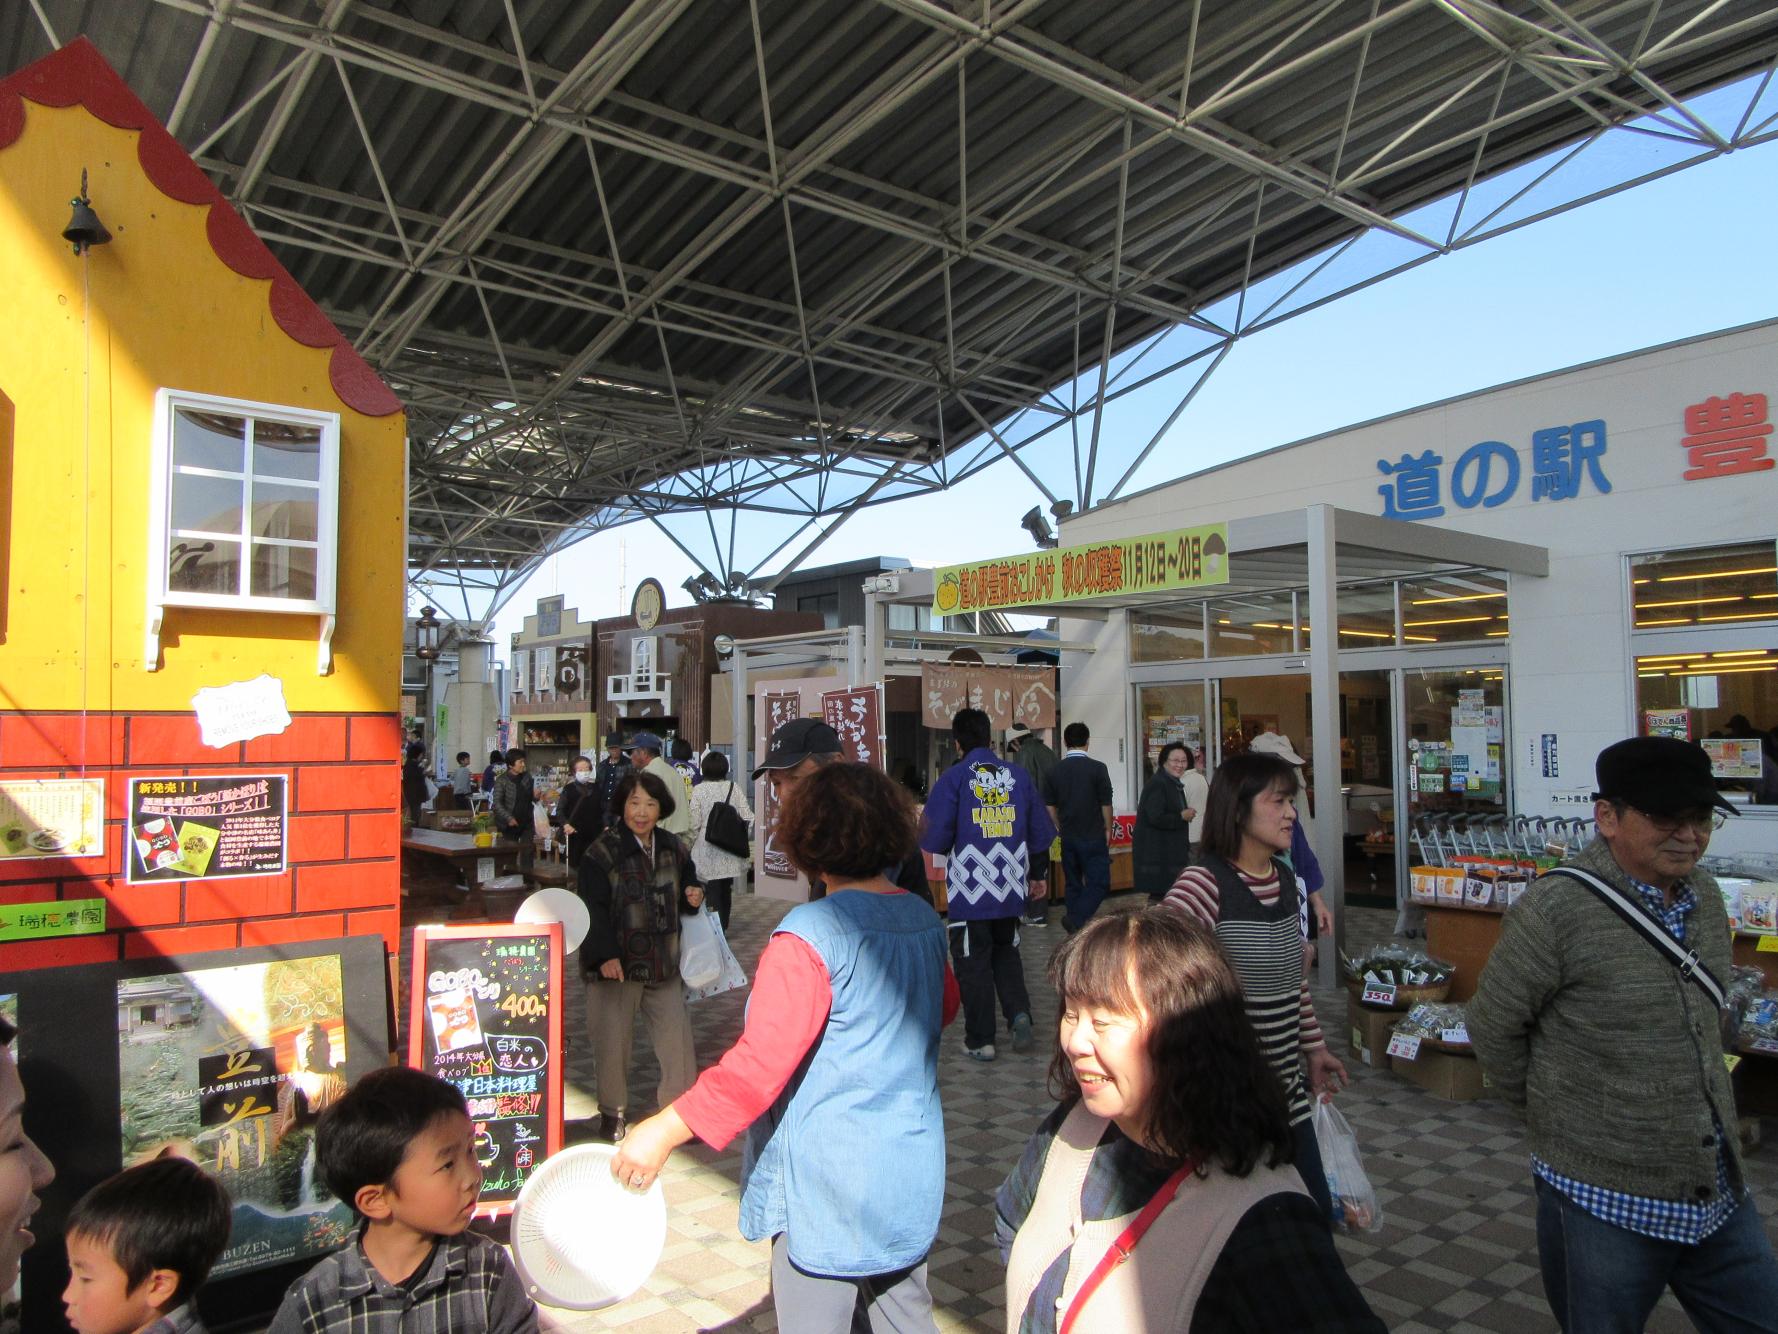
left=1629, top=806, right=1727, bottom=836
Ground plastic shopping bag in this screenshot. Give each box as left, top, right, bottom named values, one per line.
left=678, top=909, right=724, bottom=989
left=1313, top=1098, right=1384, bottom=1233
left=684, top=909, right=748, bottom=1002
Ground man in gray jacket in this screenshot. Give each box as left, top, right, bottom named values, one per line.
left=1469, top=736, right=1778, bottom=1331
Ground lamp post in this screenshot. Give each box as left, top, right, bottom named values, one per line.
left=415, top=606, right=442, bottom=661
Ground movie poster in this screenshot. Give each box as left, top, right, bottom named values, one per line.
left=117, top=956, right=354, bottom=1278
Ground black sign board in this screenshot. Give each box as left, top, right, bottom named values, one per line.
left=126, top=774, right=288, bottom=883
left=408, top=922, right=565, bottom=1216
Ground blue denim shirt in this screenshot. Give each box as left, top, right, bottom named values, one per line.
left=738, top=888, right=948, bottom=1275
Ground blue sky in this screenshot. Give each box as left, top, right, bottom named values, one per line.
left=488, top=117, right=1778, bottom=653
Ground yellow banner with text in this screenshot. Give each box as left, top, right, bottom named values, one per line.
left=931, top=525, right=1230, bottom=617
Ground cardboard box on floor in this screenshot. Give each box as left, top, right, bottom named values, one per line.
left=1390, top=1046, right=1492, bottom=1101
left=1346, top=995, right=1398, bottom=1069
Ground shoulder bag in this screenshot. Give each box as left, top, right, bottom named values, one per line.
left=1545, top=866, right=1725, bottom=1008
left=704, top=782, right=751, bottom=858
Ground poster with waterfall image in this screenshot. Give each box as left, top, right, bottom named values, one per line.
left=117, top=955, right=355, bottom=1278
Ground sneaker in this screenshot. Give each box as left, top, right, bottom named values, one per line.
left=963, top=1042, right=997, bottom=1062
left=1011, top=1013, right=1035, bottom=1053
left=1023, top=915, right=1048, bottom=927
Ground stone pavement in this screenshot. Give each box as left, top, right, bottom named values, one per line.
left=395, top=892, right=1778, bottom=1334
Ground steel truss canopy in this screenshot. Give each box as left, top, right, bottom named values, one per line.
left=12, top=1, right=1778, bottom=625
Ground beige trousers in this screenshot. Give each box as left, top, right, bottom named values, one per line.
left=587, top=975, right=697, bottom=1117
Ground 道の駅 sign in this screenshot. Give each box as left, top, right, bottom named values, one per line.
left=931, top=525, right=1229, bottom=617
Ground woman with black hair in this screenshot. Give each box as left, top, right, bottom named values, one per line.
left=1162, top=750, right=1349, bottom=1224
left=1133, top=742, right=1198, bottom=898
left=996, top=912, right=1380, bottom=1333
left=577, top=769, right=705, bottom=1144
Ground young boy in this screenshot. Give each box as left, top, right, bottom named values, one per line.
left=62, top=1156, right=232, bottom=1334
left=268, top=1067, right=536, bottom=1333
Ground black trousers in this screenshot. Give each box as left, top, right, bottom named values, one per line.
left=950, top=917, right=1030, bottom=1051
left=704, top=877, right=735, bottom=931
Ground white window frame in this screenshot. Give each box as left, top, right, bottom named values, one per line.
left=146, top=388, right=341, bottom=672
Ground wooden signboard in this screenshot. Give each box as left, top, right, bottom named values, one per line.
left=408, top=922, right=565, bottom=1218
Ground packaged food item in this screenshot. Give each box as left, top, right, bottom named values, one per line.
left=1435, top=868, right=1466, bottom=905
left=1740, top=883, right=1778, bottom=934
left=1392, top=1002, right=1471, bottom=1048
left=132, top=817, right=181, bottom=873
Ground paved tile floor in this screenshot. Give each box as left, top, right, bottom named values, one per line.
left=396, top=890, right=1778, bottom=1333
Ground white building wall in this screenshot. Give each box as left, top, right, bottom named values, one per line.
left=1057, top=319, right=1778, bottom=856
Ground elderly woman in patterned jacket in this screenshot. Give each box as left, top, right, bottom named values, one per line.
left=576, top=769, right=704, bottom=1146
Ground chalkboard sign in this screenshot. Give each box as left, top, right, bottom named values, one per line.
left=408, top=923, right=564, bottom=1217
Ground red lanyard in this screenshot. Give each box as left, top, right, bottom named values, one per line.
left=1058, top=1158, right=1199, bottom=1334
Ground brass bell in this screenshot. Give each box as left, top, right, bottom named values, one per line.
left=63, top=169, right=111, bottom=254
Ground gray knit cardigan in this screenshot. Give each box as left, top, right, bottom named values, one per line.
left=1466, top=837, right=1743, bottom=1204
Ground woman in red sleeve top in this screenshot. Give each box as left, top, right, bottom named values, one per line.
left=613, top=762, right=958, bottom=1333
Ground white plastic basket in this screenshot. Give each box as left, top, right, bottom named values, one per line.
left=509, top=1144, right=665, bottom=1310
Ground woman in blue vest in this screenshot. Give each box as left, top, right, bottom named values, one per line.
left=613, top=762, right=956, bottom=1333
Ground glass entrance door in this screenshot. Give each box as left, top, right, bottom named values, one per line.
left=1402, top=665, right=1510, bottom=864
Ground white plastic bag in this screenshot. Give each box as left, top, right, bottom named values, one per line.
left=1313, top=1099, right=1383, bottom=1233
left=683, top=909, right=747, bottom=1002
left=678, top=909, right=723, bottom=989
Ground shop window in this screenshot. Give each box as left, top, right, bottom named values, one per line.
left=887, top=602, right=932, bottom=632
left=1636, top=649, right=1778, bottom=807
left=147, top=389, right=339, bottom=669
left=1399, top=572, right=1508, bottom=644
left=1630, top=541, right=1777, bottom=629
left=798, top=591, right=840, bottom=629
left=512, top=649, right=529, bottom=697
left=1131, top=605, right=1206, bottom=663
left=1208, top=590, right=1299, bottom=657
left=1337, top=583, right=1396, bottom=646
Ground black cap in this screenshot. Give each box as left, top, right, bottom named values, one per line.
left=1593, top=736, right=1738, bottom=817
left=752, top=718, right=843, bottom=779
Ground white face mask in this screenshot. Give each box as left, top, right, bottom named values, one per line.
left=575, top=769, right=594, bottom=783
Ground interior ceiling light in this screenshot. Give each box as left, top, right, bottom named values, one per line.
left=1635, top=618, right=1692, bottom=627
left=1408, top=591, right=1507, bottom=604
left=1656, top=565, right=1777, bottom=582
left=1636, top=654, right=1698, bottom=662
left=1634, top=595, right=1745, bottom=609
left=1711, top=650, right=1773, bottom=658
left=1403, top=615, right=1492, bottom=626
left=1698, top=612, right=1778, bottom=623
left=1666, top=663, right=1778, bottom=676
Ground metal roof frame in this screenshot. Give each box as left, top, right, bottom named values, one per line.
left=10, top=1, right=1775, bottom=627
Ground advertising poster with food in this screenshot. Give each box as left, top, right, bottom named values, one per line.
left=408, top=924, right=564, bottom=1216
left=117, top=955, right=354, bottom=1278
left=126, top=776, right=288, bottom=883
left=0, top=778, right=104, bottom=860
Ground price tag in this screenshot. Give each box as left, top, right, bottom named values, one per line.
left=1724, top=1053, right=1743, bottom=1074
left=1362, top=983, right=1397, bottom=1007
left=1386, top=1033, right=1422, bottom=1060
left=1749, top=1037, right=1778, bottom=1055
left=1441, top=1026, right=1470, bottom=1045
left=1757, top=935, right=1778, bottom=954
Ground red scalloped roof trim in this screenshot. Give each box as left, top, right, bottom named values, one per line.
left=0, top=38, right=402, bottom=418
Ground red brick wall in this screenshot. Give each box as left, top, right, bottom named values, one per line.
left=0, top=710, right=400, bottom=972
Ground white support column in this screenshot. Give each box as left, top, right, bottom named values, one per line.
left=1306, top=505, right=1343, bottom=989
left=731, top=648, right=750, bottom=777
left=846, top=624, right=863, bottom=687
left=863, top=586, right=885, bottom=686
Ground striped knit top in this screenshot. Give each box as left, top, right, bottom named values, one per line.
left=1164, top=857, right=1324, bottom=1125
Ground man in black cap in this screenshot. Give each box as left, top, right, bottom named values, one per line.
left=753, top=719, right=931, bottom=903
left=1469, top=737, right=1777, bottom=1330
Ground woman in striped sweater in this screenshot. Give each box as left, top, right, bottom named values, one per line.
left=1161, top=751, right=1347, bottom=1224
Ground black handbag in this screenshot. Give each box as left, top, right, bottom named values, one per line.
left=705, top=782, right=751, bottom=858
